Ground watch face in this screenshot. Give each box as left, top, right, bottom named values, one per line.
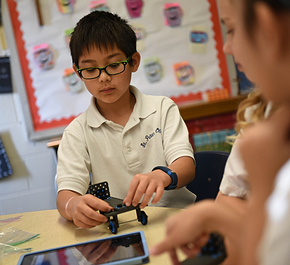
left=165, top=170, right=177, bottom=190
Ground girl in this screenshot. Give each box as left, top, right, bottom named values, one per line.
left=235, top=0, right=290, bottom=264
left=150, top=0, right=290, bottom=264
left=215, top=1, right=276, bottom=263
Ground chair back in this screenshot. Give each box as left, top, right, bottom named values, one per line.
left=186, top=151, right=229, bottom=202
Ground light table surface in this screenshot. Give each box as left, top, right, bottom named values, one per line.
left=0, top=207, right=182, bottom=265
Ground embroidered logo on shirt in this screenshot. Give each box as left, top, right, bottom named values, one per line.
left=140, top=128, right=162, bottom=148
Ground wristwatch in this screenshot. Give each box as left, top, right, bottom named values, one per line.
left=152, top=166, right=178, bottom=190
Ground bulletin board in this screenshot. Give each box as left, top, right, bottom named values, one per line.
left=6, top=0, right=232, bottom=140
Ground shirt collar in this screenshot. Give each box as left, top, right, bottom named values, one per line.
left=87, top=85, right=156, bottom=128
left=130, top=85, right=156, bottom=120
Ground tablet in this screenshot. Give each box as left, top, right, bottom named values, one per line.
left=17, top=231, right=149, bottom=265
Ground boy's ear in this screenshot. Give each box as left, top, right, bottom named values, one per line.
left=131, top=52, right=141, bottom=72
left=254, top=2, right=287, bottom=61
left=73, top=64, right=81, bottom=78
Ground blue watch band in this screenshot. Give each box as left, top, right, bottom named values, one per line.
left=152, top=166, right=178, bottom=190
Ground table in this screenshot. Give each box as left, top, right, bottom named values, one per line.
left=0, top=207, right=182, bottom=265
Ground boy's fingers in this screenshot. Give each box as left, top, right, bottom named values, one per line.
left=132, top=182, right=149, bottom=206
left=90, top=197, right=112, bottom=212
left=151, top=186, right=163, bottom=205
left=77, top=205, right=108, bottom=224
left=73, top=217, right=102, bottom=229
left=124, top=179, right=139, bottom=206
left=139, top=194, right=152, bottom=209
left=135, top=182, right=153, bottom=208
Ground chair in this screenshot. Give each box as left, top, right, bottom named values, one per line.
left=186, top=151, right=230, bottom=202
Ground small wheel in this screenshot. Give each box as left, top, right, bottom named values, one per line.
left=109, top=220, right=118, bottom=234
left=140, top=211, right=148, bottom=225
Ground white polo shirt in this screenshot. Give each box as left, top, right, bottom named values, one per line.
left=219, top=102, right=273, bottom=199
left=57, top=86, right=196, bottom=208
left=259, top=159, right=290, bottom=265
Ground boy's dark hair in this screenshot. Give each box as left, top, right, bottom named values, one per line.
left=70, top=11, right=137, bottom=68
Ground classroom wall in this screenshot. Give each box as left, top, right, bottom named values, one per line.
left=0, top=1, right=236, bottom=216
left=0, top=2, right=57, bottom=215
left=0, top=94, right=57, bottom=215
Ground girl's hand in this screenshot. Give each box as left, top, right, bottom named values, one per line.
left=150, top=201, right=218, bottom=265
left=150, top=200, right=243, bottom=264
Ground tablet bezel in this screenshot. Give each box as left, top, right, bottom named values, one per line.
left=17, top=231, right=149, bottom=265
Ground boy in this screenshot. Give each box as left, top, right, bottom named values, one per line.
left=56, top=11, right=195, bottom=229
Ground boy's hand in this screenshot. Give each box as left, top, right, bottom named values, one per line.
left=69, top=194, right=113, bottom=228
left=123, top=171, right=170, bottom=208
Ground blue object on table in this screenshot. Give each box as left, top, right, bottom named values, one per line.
left=0, top=136, right=13, bottom=178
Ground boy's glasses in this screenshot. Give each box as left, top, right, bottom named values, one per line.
left=76, top=57, right=131, bottom=80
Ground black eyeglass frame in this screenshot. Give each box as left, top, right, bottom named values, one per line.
left=76, top=57, right=132, bottom=80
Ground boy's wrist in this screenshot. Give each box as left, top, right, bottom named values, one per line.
left=65, top=196, right=75, bottom=220
left=152, top=166, right=178, bottom=190
left=151, top=169, right=171, bottom=187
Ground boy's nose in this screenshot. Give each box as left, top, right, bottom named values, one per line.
left=98, top=69, right=111, bottom=82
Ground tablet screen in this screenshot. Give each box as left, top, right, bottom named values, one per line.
left=19, top=232, right=147, bottom=265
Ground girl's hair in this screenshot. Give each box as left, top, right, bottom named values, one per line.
left=226, top=90, right=278, bottom=145
left=235, top=90, right=267, bottom=132
left=70, top=11, right=137, bottom=68
left=243, top=0, right=290, bottom=37
left=235, top=89, right=279, bottom=133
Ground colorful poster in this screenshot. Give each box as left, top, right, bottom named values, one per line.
left=7, top=0, right=230, bottom=132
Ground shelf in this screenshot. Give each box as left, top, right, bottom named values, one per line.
left=179, top=95, right=247, bottom=121
left=47, top=136, right=61, bottom=148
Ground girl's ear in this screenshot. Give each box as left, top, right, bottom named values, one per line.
left=131, top=52, right=141, bottom=72
left=254, top=2, right=287, bottom=61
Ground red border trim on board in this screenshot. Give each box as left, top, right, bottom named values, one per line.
left=208, top=0, right=231, bottom=93
left=7, top=0, right=230, bottom=130
left=7, top=0, right=75, bottom=131
left=7, top=0, right=38, bottom=127
left=172, top=0, right=231, bottom=105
